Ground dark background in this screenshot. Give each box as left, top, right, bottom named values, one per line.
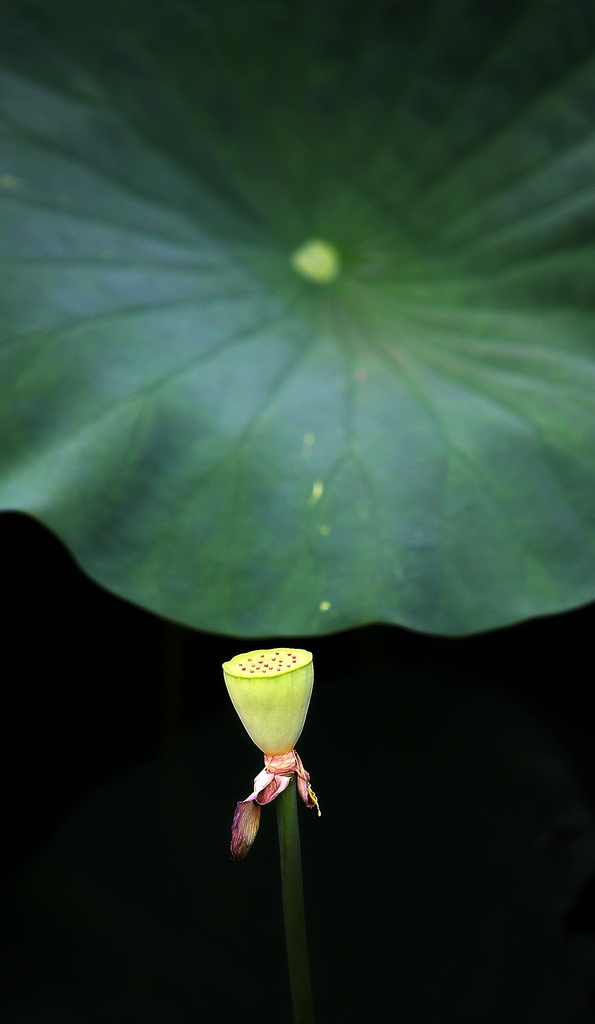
left=2, top=506, right=595, bottom=943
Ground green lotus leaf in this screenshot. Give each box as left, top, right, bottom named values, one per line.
left=2, top=0, right=595, bottom=635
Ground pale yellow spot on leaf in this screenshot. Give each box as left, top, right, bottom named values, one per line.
left=319, top=524, right=330, bottom=536
left=301, top=432, right=315, bottom=460
left=290, top=238, right=340, bottom=284
left=319, top=601, right=331, bottom=612
left=1, top=175, right=21, bottom=190
left=308, top=480, right=323, bottom=507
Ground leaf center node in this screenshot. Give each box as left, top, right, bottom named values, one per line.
left=290, top=238, right=341, bottom=284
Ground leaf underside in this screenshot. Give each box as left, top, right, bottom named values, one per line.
left=2, top=0, right=595, bottom=635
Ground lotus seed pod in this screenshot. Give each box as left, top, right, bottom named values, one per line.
left=223, top=648, right=313, bottom=756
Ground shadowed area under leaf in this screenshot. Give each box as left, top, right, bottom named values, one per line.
left=1, top=670, right=594, bottom=1022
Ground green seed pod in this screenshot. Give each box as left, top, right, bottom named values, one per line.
left=223, top=648, right=313, bottom=755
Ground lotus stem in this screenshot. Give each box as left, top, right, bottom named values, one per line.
left=276, top=778, right=315, bottom=1024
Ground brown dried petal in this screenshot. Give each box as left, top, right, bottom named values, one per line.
left=230, top=799, right=261, bottom=860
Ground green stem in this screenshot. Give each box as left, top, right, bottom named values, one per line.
left=276, top=779, right=315, bottom=1024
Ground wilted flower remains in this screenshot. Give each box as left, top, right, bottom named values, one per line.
left=223, top=648, right=320, bottom=859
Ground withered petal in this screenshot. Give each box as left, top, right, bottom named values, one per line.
left=296, top=772, right=310, bottom=805
left=230, top=799, right=261, bottom=860
left=252, top=767, right=275, bottom=796
left=256, top=773, right=291, bottom=805
left=264, top=751, right=299, bottom=775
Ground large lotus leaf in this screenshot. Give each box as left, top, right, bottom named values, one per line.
left=2, top=1, right=595, bottom=635
left=1, top=672, right=595, bottom=1022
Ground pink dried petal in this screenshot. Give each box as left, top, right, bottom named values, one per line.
left=296, top=772, right=310, bottom=805
left=231, top=799, right=261, bottom=860
left=231, top=748, right=320, bottom=859
left=294, top=752, right=320, bottom=815
left=265, top=751, right=299, bottom=775
left=252, top=767, right=276, bottom=796
left=256, top=773, right=291, bottom=805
